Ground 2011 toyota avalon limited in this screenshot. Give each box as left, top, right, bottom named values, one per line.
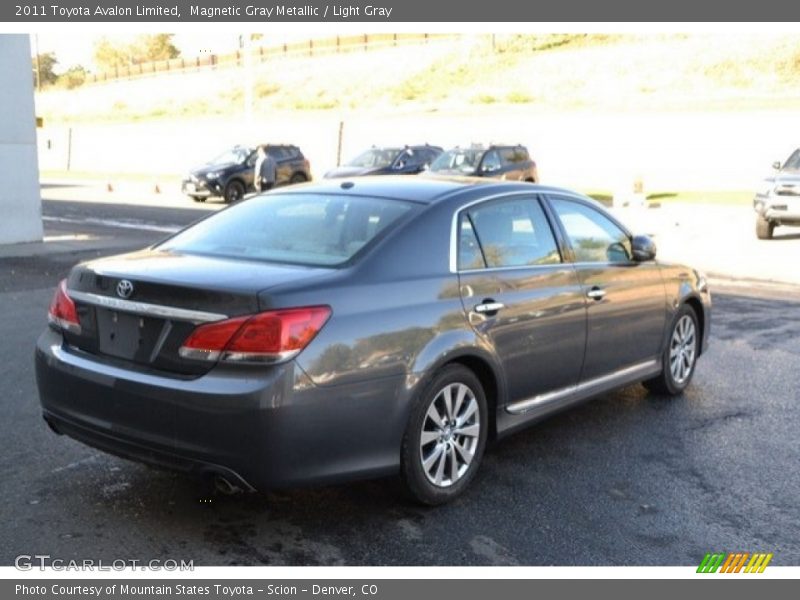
left=35, top=177, right=711, bottom=505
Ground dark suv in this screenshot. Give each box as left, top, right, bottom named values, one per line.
left=182, top=144, right=311, bottom=203
left=324, top=145, right=443, bottom=179
left=428, top=144, right=538, bottom=182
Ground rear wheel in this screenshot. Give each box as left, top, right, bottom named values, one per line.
left=191, top=195, right=206, bottom=203
left=643, top=304, right=699, bottom=396
left=756, top=216, right=774, bottom=240
left=289, top=173, right=308, bottom=185
left=223, top=180, right=245, bottom=204
left=400, top=365, right=488, bottom=505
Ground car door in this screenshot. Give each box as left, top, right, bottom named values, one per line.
left=267, top=146, right=291, bottom=185
left=456, top=194, right=587, bottom=404
left=393, top=149, right=421, bottom=174
left=241, top=151, right=257, bottom=192
left=546, top=195, right=667, bottom=381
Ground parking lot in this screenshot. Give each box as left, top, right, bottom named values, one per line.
left=0, top=190, right=798, bottom=566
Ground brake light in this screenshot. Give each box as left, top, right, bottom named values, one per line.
left=179, top=306, right=331, bottom=363
left=48, top=279, right=81, bottom=334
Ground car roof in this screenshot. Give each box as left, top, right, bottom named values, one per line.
left=270, top=175, right=592, bottom=205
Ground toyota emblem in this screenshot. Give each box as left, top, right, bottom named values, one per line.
left=116, top=279, right=134, bottom=299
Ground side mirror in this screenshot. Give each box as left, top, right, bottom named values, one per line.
left=631, top=235, right=657, bottom=262
left=772, top=160, right=782, bottom=170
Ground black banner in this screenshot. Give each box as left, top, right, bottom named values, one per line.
left=4, top=0, right=800, bottom=22
left=4, top=579, right=798, bottom=600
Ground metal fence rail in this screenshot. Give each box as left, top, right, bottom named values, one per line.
left=87, top=34, right=459, bottom=85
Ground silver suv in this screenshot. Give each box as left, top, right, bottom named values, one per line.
left=754, top=149, right=800, bottom=239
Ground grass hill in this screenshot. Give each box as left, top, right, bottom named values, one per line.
left=35, top=34, right=800, bottom=124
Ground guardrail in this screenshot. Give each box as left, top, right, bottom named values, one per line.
left=87, top=33, right=458, bottom=85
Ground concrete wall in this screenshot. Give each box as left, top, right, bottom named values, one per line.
left=0, top=35, right=42, bottom=245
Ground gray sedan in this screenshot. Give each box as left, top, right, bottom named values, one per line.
left=35, top=177, right=711, bottom=505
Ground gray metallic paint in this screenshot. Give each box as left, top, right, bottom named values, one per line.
left=35, top=178, right=711, bottom=490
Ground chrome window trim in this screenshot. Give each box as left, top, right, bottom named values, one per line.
left=449, top=189, right=588, bottom=274
left=458, top=262, right=571, bottom=275
left=68, top=290, right=227, bottom=323
left=506, top=359, right=660, bottom=415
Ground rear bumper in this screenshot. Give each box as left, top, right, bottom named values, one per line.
left=35, top=328, right=406, bottom=490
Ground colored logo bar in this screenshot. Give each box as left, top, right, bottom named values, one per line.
left=697, top=552, right=773, bottom=573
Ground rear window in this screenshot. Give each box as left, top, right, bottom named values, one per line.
left=159, top=194, right=416, bottom=266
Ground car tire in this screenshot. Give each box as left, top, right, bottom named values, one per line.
left=289, top=173, right=307, bottom=184
left=191, top=196, right=206, bottom=203
left=756, top=216, right=774, bottom=240
left=643, top=304, right=700, bottom=396
left=400, top=365, right=488, bottom=505
left=223, top=180, right=245, bottom=204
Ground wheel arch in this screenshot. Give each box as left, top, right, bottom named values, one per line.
left=682, top=295, right=706, bottom=356
left=411, top=345, right=505, bottom=441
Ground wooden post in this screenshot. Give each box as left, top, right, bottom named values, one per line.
left=336, top=121, right=344, bottom=167
left=66, top=127, right=72, bottom=172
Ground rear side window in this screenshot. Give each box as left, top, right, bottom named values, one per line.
left=500, top=147, right=529, bottom=164
left=458, top=197, right=561, bottom=269
left=160, top=194, right=415, bottom=267
left=549, top=197, right=632, bottom=263
left=267, top=147, right=288, bottom=160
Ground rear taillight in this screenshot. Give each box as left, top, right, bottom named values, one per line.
left=48, top=279, right=81, bottom=335
left=179, top=306, right=331, bottom=363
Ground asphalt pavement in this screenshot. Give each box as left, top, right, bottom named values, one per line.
left=0, top=194, right=798, bottom=566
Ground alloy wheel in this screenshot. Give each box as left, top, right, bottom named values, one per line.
left=419, top=382, right=480, bottom=488
left=669, top=314, right=697, bottom=385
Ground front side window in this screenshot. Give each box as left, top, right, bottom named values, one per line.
left=458, top=197, right=561, bottom=269
left=783, top=149, right=800, bottom=171
left=481, top=151, right=502, bottom=173
left=160, top=194, right=415, bottom=267
left=550, top=197, right=632, bottom=264
left=430, top=148, right=484, bottom=175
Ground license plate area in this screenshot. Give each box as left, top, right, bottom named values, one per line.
left=96, top=309, right=164, bottom=362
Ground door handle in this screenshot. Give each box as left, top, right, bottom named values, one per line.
left=474, top=301, right=505, bottom=314
left=586, top=287, right=606, bottom=301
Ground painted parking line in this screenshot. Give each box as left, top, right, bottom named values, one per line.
left=43, top=216, right=182, bottom=234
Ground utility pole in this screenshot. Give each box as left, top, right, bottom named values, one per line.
left=242, top=34, right=254, bottom=127
left=33, top=33, right=41, bottom=92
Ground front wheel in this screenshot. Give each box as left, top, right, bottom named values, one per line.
left=223, top=180, right=245, bottom=204
left=756, top=216, right=774, bottom=240
left=643, top=305, right=699, bottom=396
left=400, top=365, right=488, bottom=505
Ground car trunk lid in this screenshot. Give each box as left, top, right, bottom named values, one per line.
left=63, top=248, right=330, bottom=376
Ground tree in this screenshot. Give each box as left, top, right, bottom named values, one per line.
left=33, top=51, right=58, bottom=87
left=134, top=34, right=180, bottom=63
left=93, top=35, right=180, bottom=71
left=93, top=37, right=130, bottom=70
left=58, top=65, right=88, bottom=89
